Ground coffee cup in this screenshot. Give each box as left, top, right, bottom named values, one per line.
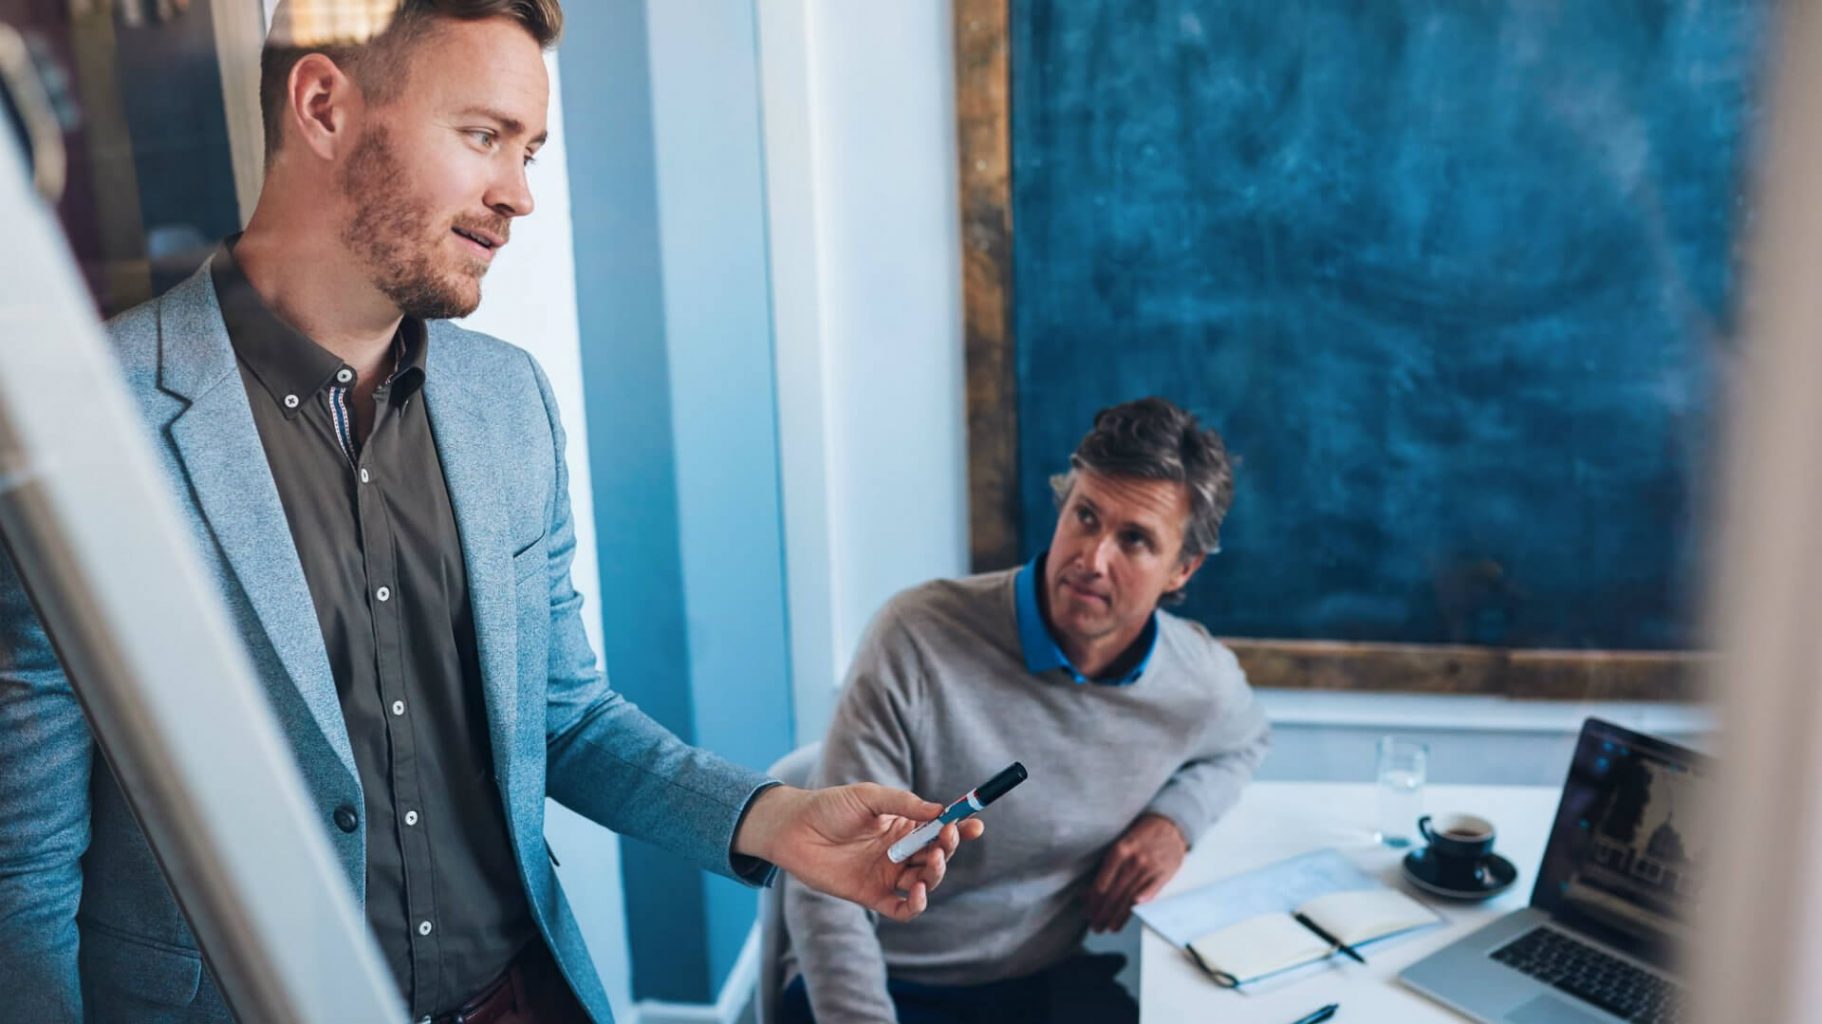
left=1417, top=812, right=1497, bottom=888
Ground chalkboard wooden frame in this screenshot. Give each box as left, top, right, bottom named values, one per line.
left=950, top=0, right=1703, bottom=702
left=956, top=0, right=1021, bottom=573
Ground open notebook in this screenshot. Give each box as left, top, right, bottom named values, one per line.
left=1186, top=887, right=1439, bottom=987
left=1136, top=848, right=1442, bottom=989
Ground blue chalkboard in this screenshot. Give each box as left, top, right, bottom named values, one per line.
left=1011, top=1, right=1771, bottom=650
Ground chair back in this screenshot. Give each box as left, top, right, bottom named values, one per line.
left=756, top=742, right=822, bottom=1024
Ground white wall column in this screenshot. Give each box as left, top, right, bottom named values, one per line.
left=758, top=0, right=971, bottom=742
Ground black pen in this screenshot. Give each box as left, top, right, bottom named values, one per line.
left=1292, top=912, right=1366, bottom=964
left=1288, top=1004, right=1339, bottom=1024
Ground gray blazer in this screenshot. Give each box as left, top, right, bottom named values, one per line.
left=0, top=261, right=772, bottom=1023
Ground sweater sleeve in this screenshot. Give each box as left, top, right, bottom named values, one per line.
left=782, top=603, right=929, bottom=1024
left=1143, top=641, right=1270, bottom=846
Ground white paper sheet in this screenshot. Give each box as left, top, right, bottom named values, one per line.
left=1135, top=848, right=1380, bottom=948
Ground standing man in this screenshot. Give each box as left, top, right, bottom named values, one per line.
left=782, top=398, right=1271, bottom=1024
left=0, top=3, right=976, bottom=1022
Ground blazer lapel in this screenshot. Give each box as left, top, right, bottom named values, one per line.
left=156, top=264, right=356, bottom=780
left=421, top=326, right=521, bottom=795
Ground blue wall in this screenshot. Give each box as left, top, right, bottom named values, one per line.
left=559, top=0, right=795, bottom=1005
left=646, top=0, right=798, bottom=991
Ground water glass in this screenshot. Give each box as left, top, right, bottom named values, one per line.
left=1375, top=736, right=1428, bottom=847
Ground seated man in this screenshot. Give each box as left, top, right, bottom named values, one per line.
left=782, top=397, right=1271, bottom=1024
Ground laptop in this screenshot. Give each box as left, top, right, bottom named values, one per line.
left=1400, top=717, right=1707, bottom=1024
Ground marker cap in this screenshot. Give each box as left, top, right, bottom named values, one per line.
left=975, top=762, right=1027, bottom=806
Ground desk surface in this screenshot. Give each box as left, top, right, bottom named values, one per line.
left=1140, top=781, right=1560, bottom=1023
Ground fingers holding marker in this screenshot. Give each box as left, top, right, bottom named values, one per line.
left=857, top=781, right=945, bottom=823
left=879, top=880, right=928, bottom=921
left=873, top=761, right=1019, bottom=924
left=886, top=762, right=1026, bottom=864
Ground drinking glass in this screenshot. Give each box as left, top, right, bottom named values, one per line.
left=1375, top=736, right=1428, bottom=847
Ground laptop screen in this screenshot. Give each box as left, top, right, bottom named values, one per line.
left=1530, top=717, right=1711, bottom=963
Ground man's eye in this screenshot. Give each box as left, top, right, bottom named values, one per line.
left=468, top=130, right=497, bottom=148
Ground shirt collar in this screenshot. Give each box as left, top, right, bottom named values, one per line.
left=211, top=235, right=428, bottom=417
left=1014, top=550, right=1158, bottom=686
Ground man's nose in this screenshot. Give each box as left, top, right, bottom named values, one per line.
left=487, top=164, right=535, bottom=219
left=1085, top=535, right=1116, bottom=574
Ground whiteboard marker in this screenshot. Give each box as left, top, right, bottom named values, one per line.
left=887, top=762, right=1028, bottom=864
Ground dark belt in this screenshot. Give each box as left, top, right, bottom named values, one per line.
left=422, top=942, right=586, bottom=1024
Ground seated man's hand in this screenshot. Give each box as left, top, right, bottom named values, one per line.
left=735, top=784, right=986, bottom=922
left=1085, top=813, right=1189, bottom=933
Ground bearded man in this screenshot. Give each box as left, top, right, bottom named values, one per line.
left=0, top=3, right=976, bottom=1022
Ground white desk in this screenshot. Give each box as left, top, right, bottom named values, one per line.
left=1141, top=782, right=1559, bottom=1023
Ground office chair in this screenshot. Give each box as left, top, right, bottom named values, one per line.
left=756, top=742, right=822, bottom=1024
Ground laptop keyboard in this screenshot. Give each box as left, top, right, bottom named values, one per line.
left=1490, top=927, right=1685, bottom=1023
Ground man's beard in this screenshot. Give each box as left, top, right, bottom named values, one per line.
left=338, top=126, right=490, bottom=321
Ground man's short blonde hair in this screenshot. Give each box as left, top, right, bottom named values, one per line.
left=259, top=0, right=563, bottom=158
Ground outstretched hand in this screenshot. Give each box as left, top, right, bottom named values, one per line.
left=735, top=784, right=986, bottom=921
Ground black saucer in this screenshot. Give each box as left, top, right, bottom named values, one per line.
left=1401, top=847, right=1518, bottom=901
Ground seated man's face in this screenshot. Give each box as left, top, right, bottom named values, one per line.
left=1044, top=471, right=1202, bottom=649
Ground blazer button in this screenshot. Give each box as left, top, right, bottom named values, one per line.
left=333, top=806, right=359, bottom=833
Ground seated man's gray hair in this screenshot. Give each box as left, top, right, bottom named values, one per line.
left=1051, top=396, right=1235, bottom=571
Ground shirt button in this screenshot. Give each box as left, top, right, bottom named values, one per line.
left=283, top=394, right=299, bottom=409
left=359, top=468, right=370, bottom=484
left=336, top=368, right=354, bottom=383
left=376, top=586, right=391, bottom=602
left=391, top=700, right=405, bottom=716
left=332, top=806, right=359, bottom=833
left=405, top=810, right=419, bottom=826
left=418, top=920, right=433, bottom=937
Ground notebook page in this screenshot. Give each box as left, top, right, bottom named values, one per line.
left=1137, top=848, right=1379, bottom=948
left=1188, top=912, right=1334, bottom=984
left=1297, top=888, right=1440, bottom=947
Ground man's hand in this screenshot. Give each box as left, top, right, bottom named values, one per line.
left=735, top=784, right=986, bottom=922
left=1085, top=813, right=1189, bottom=932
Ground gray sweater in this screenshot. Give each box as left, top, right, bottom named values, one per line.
left=783, top=569, right=1270, bottom=1022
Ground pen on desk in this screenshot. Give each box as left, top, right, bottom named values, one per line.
left=1292, top=912, right=1366, bottom=965
left=1287, top=1003, right=1339, bottom=1024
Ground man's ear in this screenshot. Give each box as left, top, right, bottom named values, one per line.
left=284, top=53, right=362, bottom=162
left=1168, top=551, right=1206, bottom=594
